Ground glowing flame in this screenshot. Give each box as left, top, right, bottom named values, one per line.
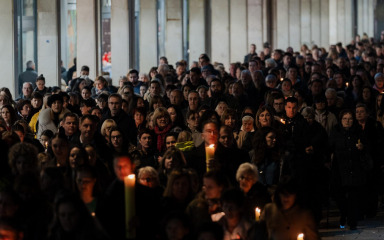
left=280, top=118, right=286, bottom=124
left=208, top=144, right=215, bottom=148
left=297, top=233, right=304, bottom=240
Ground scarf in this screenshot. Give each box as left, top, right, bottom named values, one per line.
left=154, top=124, right=172, bottom=152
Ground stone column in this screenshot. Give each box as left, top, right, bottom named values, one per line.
left=211, top=0, right=230, bottom=67
left=111, top=0, right=133, bottom=84
left=288, top=0, right=300, bottom=50
left=189, top=0, right=206, bottom=64
left=230, top=0, right=247, bottom=63
left=165, top=0, right=183, bottom=65
left=77, top=0, right=98, bottom=79
left=0, top=0, right=16, bottom=95
left=247, top=0, right=264, bottom=54
left=276, top=0, right=289, bottom=49
left=139, top=0, right=157, bottom=73
left=37, top=0, right=61, bottom=88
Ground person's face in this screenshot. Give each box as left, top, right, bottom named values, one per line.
left=51, top=100, right=63, bottom=113
left=341, top=113, right=354, bottom=129
left=311, top=82, right=323, bottom=96
left=238, top=172, right=256, bottom=194
left=22, top=84, right=32, bottom=97
left=283, top=56, right=291, bottom=66
left=242, top=120, right=254, bottom=132
left=51, top=138, right=68, bottom=160
left=281, top=81, right=292, bottom=93
left=80, top=104, right=91, bottom=116
left=187, top=113, right=199, bottom=130
left=279, top=193, right=296, bottom=210
left=108, top=97, right=122, bottom=116
left=315, top=102, right=326, bottom=111
left=288, top=68, right=297, bottom=79
left=76, top=171, right=96, bottom=195
left=240, top=73, right=251, bottom=86
left=91, top=108, right=102, bottom=119
left=129, top=73, right=139, bottom=84
left=265, top=78, right=277, bottom=89
left=119, top=78, right=128, bottom=88
left=111, top=130, right=123, bottom=149
left=58, top=203, right=80, bottom=232
left=215, top=103, right=227, bottom=116
left=188, top=92, right=199, bottom=110
left=167, top=107, right=177, bottom=123
left=190, top=71, right=200, bottom=85
left=150, top=83, right=161, bottom=97
left=334, top=74, right=343, bottom=86
left=375, top=76, right=384, bottom=89
left=273, top=98, right=285, bottom=113
left=231, top=83, right=242, bottom=97
left=80, top=70, right=89, bottom=76
left=114, top=157, right=132, bottom=181
left=156, top=114, right=169, bottom=129
left=259, top=110, right=272, bottom=127
left=31, top=97, right=42, bottom=109
left=202, top=123, right=219, bottom=146
left=285, top=102, right=298, bottom=118
left=356, top=107, right=368, bottom=122
left=63, top=116, right=78, bottom=136
left=210, top=81, right=222, bottom=94
left=69, top=147, right=85, bottom=169
left=224, top=115, right=236, bottom=129
left=183, top=86, right=191, bottom=100
left=134, top=111, right=144, bottom=125
left=81, top=89, right=91, bottom=100
left=326, top=68, right=334, bottom=78
left=36, top=80, right=45, bottom=90
left=326, top=95, right=336, bottom=107
left=80, top=118, right=95, bottom=139
left=203, top=177, right=222, bottom=200
left=265, top=132, right=277, bottom=148
left=95, top=80, right=104, bottom=90
left=378, top=94, right=383, bottom=107
left=15, top=156, right=31, bottom=175
left=0, top=97, right=7, bottom=108
left=222, top=201, right=241, bottom=221
left=248, top=61, right=257, bottom=72
left=176, top=65, right=186, bottom=76
left=362, top=88, right=371, bottom=101
left=166, top=219, right=189, bottom=240
left=219, top=128, right=232, bottom=148
left=139, top=173, right=157, bottom=188
left=172, top=176, right=189, bottom=201
left=20, top=104, right=31, bottom=117
left=165, top=136, right=176, bottom=149
left=170, top=91, right=182, bottom=106
left=139, top=133, right=152, bottom=149
left=139, top=86, right=147, bottom=97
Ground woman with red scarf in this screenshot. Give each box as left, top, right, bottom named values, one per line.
left=152, top=107, right=173, bottom=152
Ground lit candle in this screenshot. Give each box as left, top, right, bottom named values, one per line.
left=44, top=141, right=48, bottom=152
left=255, top=207, right=261, bottom=221
left=297, top=233, right=304, bottom=240
left=280, top=118, right=286, bottom=125
left=346, top=82, right=349, bottom=88
left=205, top=144, right=215, bottom=172
left=280, top=77, right=284, bottom=81
left=124, top=174, right=136, bottom=239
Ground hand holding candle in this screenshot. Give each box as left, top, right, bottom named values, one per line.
left=255, top=207, right=261, bottom=221
left=205, top=144, right=215, bottom=172
left=124, top=174, right=136, bottom=239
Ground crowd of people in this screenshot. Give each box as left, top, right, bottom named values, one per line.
left=1, top=33, right=384, bottom=240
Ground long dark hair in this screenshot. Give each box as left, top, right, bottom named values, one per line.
left=252, top=127, right=280, bottom=165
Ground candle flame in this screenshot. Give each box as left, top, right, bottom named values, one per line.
left=297, top=233, right=304, bottom=240
left=280, top=78, right=283, bottom=81
left=44, top=141, right=48, bottom=148
left=256, top=207, right=261, bottom=213
left=280, top=118, right=286, bottom=124
left=208, top=144, right=215, bottom=148
left=127, top=174, right=135, bottom=179
left=346, top=82, right=349, bottom=87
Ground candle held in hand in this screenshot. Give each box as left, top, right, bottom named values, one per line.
left=124, top=174, right=136, bottom=239
left=205, top=144, right=215, bottom=172
left=255, top=207, right=261, bottom=221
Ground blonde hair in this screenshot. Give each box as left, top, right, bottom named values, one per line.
left=100, top=119, right=117, bottom=137
left=236, top=162, right=258, bottom=182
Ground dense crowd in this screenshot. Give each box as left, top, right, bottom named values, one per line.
left=1, top=33, right=384, bottom=240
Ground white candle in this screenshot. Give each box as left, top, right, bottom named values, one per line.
left=297, top=233, right=304, bottom=240
left=124, top=174, right=136, bottom=239
left=255, top=207, right=261, bottom=221
left=205, top=144, right=215, bottom=172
